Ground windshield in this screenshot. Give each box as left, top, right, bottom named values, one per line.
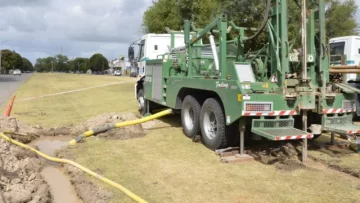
left=330, top=41, right=345, bottom=55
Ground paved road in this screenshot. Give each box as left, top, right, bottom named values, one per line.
left=0, top=74, right=32, bottom=106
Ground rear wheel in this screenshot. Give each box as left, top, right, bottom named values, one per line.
left=200, top=98, right=227, bottom=150
left=181, top=95, right=201, bottom=138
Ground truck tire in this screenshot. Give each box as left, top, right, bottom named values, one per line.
left=137, top=89, right=147, bottom=116
left=200, top=98, right=227, bottom=150
left=181, top=95, right=201, bottom=138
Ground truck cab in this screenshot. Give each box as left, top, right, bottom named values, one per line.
left=329, top=36, right=360, bottom=116
left=129, top=33, right=185, bottom=113
left=329, top=36, right=360, bottom=82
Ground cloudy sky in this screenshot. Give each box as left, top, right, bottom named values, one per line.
left=0, top=0, right=360, bottom=65
left=0, top=0, right=152, bottom=64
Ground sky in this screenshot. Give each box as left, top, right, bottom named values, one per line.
left=0, top=0, right=360, bottom=65
left=0, top=0, right=152, bottom=64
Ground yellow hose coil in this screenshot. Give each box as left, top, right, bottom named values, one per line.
left=0, top=132, right=148, bottom=203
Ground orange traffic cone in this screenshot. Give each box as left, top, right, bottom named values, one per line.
left=3, top=95, right=16, bottom=117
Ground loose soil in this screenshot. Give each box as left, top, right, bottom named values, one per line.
left=0, top=138, right=51, bottom=203
left=0, top=112, right=147, bottom=203
left=246, top=141, right=306, bottom=172
left=71, top=112, right=145, bottom=141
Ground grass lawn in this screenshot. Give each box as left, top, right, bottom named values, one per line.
left=13, top=73, right=137, bottom=127
left=11, top=73, right=360, bottom=203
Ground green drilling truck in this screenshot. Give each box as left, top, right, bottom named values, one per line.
left=131, top=0, right=360, bottom=161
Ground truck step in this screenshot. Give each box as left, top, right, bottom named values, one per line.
left=163, top=85, right=167, bottom=88
left=163, top=93, right=167, bottom=97
left=323, top=114, right=360, bottom=135
left=251, top=118, right=313, bottom=141
left=252, top=128, right=313, bottom=141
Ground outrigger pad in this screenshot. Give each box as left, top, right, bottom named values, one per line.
left=251, top=118, right=313, bottom=141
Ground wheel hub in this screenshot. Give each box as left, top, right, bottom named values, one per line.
left=138, top=97, right=145, bottom=109
left=203, top=110, right=217, bottom=140
left=184, top=104, right=194, bottom=130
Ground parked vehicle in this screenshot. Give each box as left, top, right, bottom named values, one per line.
left=113, top=70, right=122, bottom=76
left=132, top=0, right=360, bottom=162
left=130, top=72, right=137, bottom=77
left=329, top=36, right=360, bottom=82
left=329, top=36, right=360, bottom=117
left=13, top=69, right=21, bottom=76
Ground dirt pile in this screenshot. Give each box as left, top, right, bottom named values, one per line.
left=71, top=112, right=145, bottom=140
left=0, top=139, right=51, bottom=203
left=248, top=142, right=306, bottom=171
left=0, top=116, right=71, bottom=143
left=0, top=117, right=41, bottom=143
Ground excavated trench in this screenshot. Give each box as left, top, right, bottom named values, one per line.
left=0, top=112, right=147, bottom=203
left=29, top=136, right=82, bottom=203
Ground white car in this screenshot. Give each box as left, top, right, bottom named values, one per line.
left=13, top=69, right=21, bottom=76
left=113, top=70, right=122, bottom=76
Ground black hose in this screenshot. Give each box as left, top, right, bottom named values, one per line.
left=244, top=0, right=271, bottom=41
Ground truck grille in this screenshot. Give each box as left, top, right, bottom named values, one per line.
left=245, top=102, right=273, bottom=112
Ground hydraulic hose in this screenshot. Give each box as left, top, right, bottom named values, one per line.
left=243, top=0, right=271, bottom=41
left=0, top=132, right=148, bottom=203
left=69, top=109, right=173, bottom=145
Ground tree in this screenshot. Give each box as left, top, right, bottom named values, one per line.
left=142, top=0, right=182, bottom=33
left=142, top=0, right=358, bottom=48
left=89, top=53, right=109, bottom=72
left=22, top=57, right=34, bottom=71
left=69, top=57, right=89, bottom=73
left=55, top=54, right=70, bottom=72
left=325, top=0, right=358, bottom=39
left=0, top=49, right=23, bottom=73
left=34, top=56, right=56, bottom=72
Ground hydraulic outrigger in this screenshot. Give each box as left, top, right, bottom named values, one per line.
left=134, top=0, right=360, bottom=163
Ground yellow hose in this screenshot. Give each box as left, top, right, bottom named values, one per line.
left=69, top=109, right=173, bottom=145
left=0, top=132, right=148, bottom=203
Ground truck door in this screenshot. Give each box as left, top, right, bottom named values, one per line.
left=138, top=39, right=146, bottom=76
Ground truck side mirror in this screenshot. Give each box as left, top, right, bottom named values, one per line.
left=128, top=46, right=135, bottom=61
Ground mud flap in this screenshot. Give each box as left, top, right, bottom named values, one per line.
left=251, top=118, right=313, bottom=141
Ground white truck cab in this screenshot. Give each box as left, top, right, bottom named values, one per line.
left=329, top=36, right=360, bottom=116
left=132, top=33, right=185, bottom=79
left=329, top=36, right=360, bottom=82
left=129, top=33, right=185, bottom=113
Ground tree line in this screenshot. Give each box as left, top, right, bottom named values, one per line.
left=34, top=53, right=110, bottom=73
left=0, top=49, right=34, bottom=74
left=142, top=0, right=358, bottom=50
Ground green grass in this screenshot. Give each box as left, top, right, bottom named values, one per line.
left=12, top=73, right=360, bottom=203
left=12, top=73, right=137, bottom=127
